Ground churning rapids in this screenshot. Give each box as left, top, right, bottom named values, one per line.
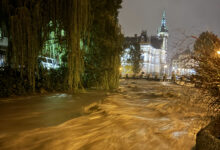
left=0, top=80, right=209, bottom=150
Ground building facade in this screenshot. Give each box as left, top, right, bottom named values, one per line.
left=171, top=49, right=196, bottom=76
left=0, top=27, right=8, bottom=67
left=121, top=11, right=168, bottom=77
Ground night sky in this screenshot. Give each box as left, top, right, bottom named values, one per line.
left=119, top=0, right=220, bottom=58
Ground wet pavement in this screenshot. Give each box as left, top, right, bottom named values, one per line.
left=0, top=80, right=209, bottom=150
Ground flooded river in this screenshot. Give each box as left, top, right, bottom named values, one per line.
left=0, top=80, right=209, bottom=150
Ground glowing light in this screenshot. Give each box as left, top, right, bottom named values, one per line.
left=217, top=51, right=220, bottom=55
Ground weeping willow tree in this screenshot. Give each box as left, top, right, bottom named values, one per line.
left=1, top=0, right=123, bottom=95
left=95, top=0, right=123, bottom=90
left=84, top=0, right=123, bottom=90
left=1, top=0, right=90, bottom=93
left=51, top=0, right=90, bottom=92
left=5, top=1, right=44, bottom=92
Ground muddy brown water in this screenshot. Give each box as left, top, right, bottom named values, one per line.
left=0, top=91, right=107, bottom=133
left=0, top=80, right=209, bottom=150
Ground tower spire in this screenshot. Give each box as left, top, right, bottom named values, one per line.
left=157, top=10, right=169, bottom=51
left=160, top=10, right=168, bottom=32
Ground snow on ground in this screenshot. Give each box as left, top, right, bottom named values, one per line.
left=0, top=80, right=210, bottom=150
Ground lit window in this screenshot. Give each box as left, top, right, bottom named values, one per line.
left=0, top=29, right=2, bottom=39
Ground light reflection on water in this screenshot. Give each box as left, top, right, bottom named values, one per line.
left=0, top=80, right=209, bottom=150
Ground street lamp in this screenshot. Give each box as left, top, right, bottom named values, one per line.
left=217, top=51, right=220, bottom=55
left=164, top=65, right=167, bottom=74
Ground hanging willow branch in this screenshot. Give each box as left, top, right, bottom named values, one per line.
left=1, top=0, right=123, bottom=93
left=2, top=0, right=90, bottom=92
left=10, top=6, right=42, bottom=92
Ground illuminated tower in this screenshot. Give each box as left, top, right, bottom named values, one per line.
left=158, top=11, right=168, bottom=51
left=157, top=11, right=168, bottom=74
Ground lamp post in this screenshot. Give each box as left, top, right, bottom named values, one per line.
left=217, top=50, right=220, bottom=59
left=164, top=65, right=167, bottom=74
